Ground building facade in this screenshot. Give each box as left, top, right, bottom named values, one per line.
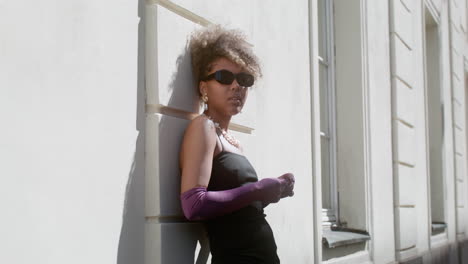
left=145, top=0, right=468, bottom=263
left=2, top=0, right=468, bottom=264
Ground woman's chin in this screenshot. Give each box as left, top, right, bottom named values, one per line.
left=227, top=107, right=243, bottom=116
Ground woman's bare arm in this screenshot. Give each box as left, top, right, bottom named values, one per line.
left=179, top=116, right=217, bottom=194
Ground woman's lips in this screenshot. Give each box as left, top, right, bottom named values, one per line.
left=228, top=96, right=242, bottom=101
left=228, top=97, right=242, bottom=105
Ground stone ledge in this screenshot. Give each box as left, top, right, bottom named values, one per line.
left=323, top=227, right=371, bottom=248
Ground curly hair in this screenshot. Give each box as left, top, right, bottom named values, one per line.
left=188, top=25, right=262, bottom=96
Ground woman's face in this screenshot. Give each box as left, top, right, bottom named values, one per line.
left=199, top=57, right=250, bottom=117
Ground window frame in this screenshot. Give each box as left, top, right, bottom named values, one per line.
left=318, top=0, right=339, bottom=226
left=423, top=4, right=447, bottom=236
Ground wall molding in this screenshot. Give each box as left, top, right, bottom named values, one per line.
left=453, top=71, right=462, bottom=81
left=398, top=205, right=416, bottom=208
left=396, top=246, right=418, bottom=262
left=393, top=75, right=413, bottom=90
left=395, top=118, right=415, bottom=128
left=399, top=0, right=411, bottom=13
left=146, top=0, right=212, bottom=26
left=392, top=32, right=413, bottom=51
left=146, top=104, right=254, bottom=134
left=395, top=161, right=416, bottom=168
left=453, top=97, right=462, bottom=106
left=424, top=0, right=441, bottom=25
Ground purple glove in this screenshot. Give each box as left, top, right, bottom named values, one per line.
left=261, top=173, right=295, bottom=208
left=180, top=178, right=282, bottom=221
left=278, top=173, right=295, bottom=198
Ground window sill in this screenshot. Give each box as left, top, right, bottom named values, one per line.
left=431, top=222, right=447, bottom=234
left=323, top=250, right=372, bottom=264
left=322, top=227, right=371, bottom=248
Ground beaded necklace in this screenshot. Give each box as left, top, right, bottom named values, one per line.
left=203, top=114, right=240, bottom=149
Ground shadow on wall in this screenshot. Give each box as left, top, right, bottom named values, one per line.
left=158, top=43, right=211, bottom=263
left=116, top=1, right=145, bottom=263
left=116, top=3, right=210, bottom=262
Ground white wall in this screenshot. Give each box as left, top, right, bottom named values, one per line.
left=389, top=0, right=419, bottom=259
left=0, top=1, right=143, bottom=264
left=144, top=1, right=314, bottom=263
left=450, top=0, right=468, bottom=243
left=365, top=1, right=397, bottom=263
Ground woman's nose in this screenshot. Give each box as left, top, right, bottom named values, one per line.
left=230, top=79, right=242, bottom=90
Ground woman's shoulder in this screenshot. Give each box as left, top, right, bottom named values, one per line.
left=184, top=114, right=217, bottom=140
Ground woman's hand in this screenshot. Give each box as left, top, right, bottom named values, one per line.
left=261, top=173, right=295, bottom=208
left=278, top=173, right=295, bottom=198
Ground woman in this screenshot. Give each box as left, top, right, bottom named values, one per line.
left=179, top=25, right=295, bottom=264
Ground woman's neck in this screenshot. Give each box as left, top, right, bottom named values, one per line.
left=203, top=110, right=231, bottom=130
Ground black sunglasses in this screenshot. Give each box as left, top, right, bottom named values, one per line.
left=202, top=70, right=254, bottom=88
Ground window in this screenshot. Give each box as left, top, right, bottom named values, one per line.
left=318, top=0, right=338, bottom=226
left=318, top=0, right=371, bottom=260
left=424, top=7, right=446, bottom=236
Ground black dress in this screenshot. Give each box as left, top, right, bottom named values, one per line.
left=206, top=145, right=280, bottom=264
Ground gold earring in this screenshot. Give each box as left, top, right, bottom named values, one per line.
left=202, top=94, right=208, bottom=111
